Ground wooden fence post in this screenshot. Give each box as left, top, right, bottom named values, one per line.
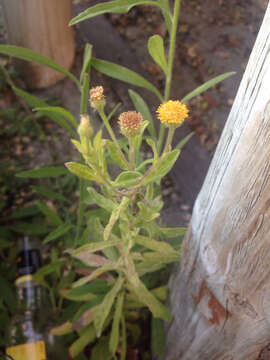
left=166, top=3, right=270, bottom=359
left=1, top=0, right=75, bottom=88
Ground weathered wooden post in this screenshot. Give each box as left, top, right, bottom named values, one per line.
left=1, top=0, right=75, bottom=88
left=166, top=3, right=270, bottom=359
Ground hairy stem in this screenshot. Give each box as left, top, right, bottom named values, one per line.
left=158, top=0, right=182, bottom=154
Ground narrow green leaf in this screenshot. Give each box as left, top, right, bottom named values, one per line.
left=107, top=141, right=129, bottom=170
left=109, top=292, right=124, bottom=355
left=91, top=337, right=111, bottom=360
left=17, top=166, right=68, bottom=178
left=68, top=280, right=112, bottom=297
left=136, top=235, right=177, bottom=254
left=69, top=325, right=96, bottom=358
left=72, top=264, right=118, bottom=288
left=127, top=272, right=171, bottom=321
left=0, top=45, right=79, bottom=87
left=34, top=106, right=78, bottom=128
left=34, top=261, right=63, bottom=278
left=128, top=89, right=156, bottom=139
left=80, top=43, right=92, bottom=84
left=70, top=1, right=157, bottom=25
left=175, top=132, right=194, bottom=150
left=6, top=205, right=39, bottom=220
left=146, top=138, right=158, bottom=160
left=51, top=321, right=73, bottom=336
left=71, top=239, right=121, bottom=256
left=65, top=162, right=105, bottom=184
left=112, top=171, right=142, bottom=188
left=104, top=197, right=129, bottom=241
left=32, top=186, right=70, bottom=203
left=43, top=223, right=74, bottom=244
left=87, top=187, right=117, bottom=212
left=160, top=227, right=186, bottom=238
left=148, top=35, right=168, bottom=74
left=141, top=149, right=180, bottom=185
left=181, top=72, right=236, bottom=103
left=91, top=58, right=163, bottom=101
left=36, top=201, right=63, bottom=226
left=94, top=277, right=124, bottom=337
left=157, top=0, right=172, bottom=34
left=13, top=87, right=76, bottom=137
left=152, top=318, right=166, bottom=356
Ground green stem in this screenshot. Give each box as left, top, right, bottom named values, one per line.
left=158, top=0, right=182, bottom=154
left=163, top=126, right=175, bottom=154
left=75, top=177, right=85, bottom=246
left=128, top=136, right=135, bottom=170
left=99, top=109, right=131, bottom=170
left=80, top=73, right=90, bottom=115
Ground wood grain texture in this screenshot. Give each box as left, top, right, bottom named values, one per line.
left=1, top=0, right=75, bottom=88
left=166, top=3, right=270, bottom=359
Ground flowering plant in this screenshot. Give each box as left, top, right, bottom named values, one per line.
left=0, top=0, right=234, bottom=357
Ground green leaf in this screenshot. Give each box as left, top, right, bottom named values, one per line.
left=148, top=35, right=168, bottom=74
left=91, top=337, right=111, bottom=360
left=70, top=0, right=157, bottom=25
left=107, top=141, right=129, bottom=170
left=127, top=272, right=171, bottom=321
left=94, top=277, right=124, bottom=337
left=109, top=292, right=124, bottom=355
left=33, top=106, right=78, bottom=128
left=160, top=227, right=186, bottom=238
left=146, top=138, right=158, bottom=160
left=112, top=171, right=142, bottom=188
left=181, top=71, right=236, bottom=103
left=17, top=166, right=68, bottom=179
left=71, top=239, right=121, bottom=256
left=141, top=149, right=180, bottom=186
left=91, top=58, right=162, bottom=101
left=34, top=261, right=63, bottom=278
left=43, top=223, right=74, bottom=244
left=87, top=187, right=117, bottom=212
left=157, top=0, right=172, bottom=34
left=6, top=205, right=39, bottom=220
left=9, top=220, right=50, bottom=236
left=0, top=275, right=16, bottom=312
left=69, top=325, right=96, bottom=358
left=13, top=87, right=77, bottom=137
left=136, top=235, right=177, bottom=254
left=104, top=197, right=129, bottom=241
left=67, top=280, right=112, bottom=297
left=80, top=43, right=92, bottom=84
left=152, top=317, right=166, bottom=356
left=72, top=264, right=118, bottom=288
left=33, top=186, right=70, bottom=203
left=175, top=132, right=194, bottom=150
left=0, top=45, right=79, bottom=87
left=65, top=162, right=105, bottom=184
left=128, top=89, right=156, bottom=139
left=36, top=201, right=62, bottom=226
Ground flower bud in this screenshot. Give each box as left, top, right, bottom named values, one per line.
left=77, top=115, right=93, bottom=139
left=89, top=86, right=105, bottom=111
left=118, top=111, right=143, bottom=137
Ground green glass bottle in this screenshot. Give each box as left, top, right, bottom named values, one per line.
left=5, top=237, right=67, bottom=360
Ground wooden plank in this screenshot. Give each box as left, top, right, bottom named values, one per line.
left=1, top=0, right=75, bottom=88
left=166, top=3, right=270, bottom=359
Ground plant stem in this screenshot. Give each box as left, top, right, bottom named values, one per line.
left=128, top=136, right=135, bottom=170
left=163, top=125, right=175, bottom=154
left=99, top=109, right=131, bottom=170
left=158, top=0, right=182, bottom=154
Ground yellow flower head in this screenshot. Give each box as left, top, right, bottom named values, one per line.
left=156, top=100, right=189, bottom=126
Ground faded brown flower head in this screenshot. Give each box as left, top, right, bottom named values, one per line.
left=118, top=111, right=143, bottom=137
left=89, top=86, right=105, bottom=110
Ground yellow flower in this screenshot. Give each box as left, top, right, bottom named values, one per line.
left=156, top=100, right=189, bottom=126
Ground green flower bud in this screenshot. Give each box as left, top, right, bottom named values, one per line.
left=77, top=115, right=93, bottom=139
